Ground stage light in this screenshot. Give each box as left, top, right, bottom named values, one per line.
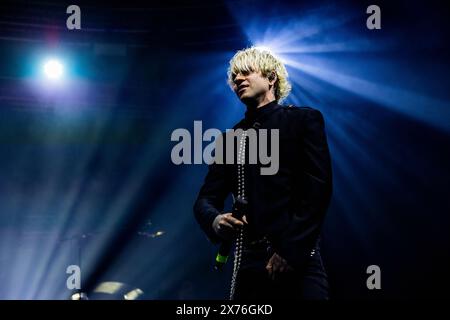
left=70, top=292, right=89, bottom=300
left=90, top=282, right=145, bottom=300
left=253, top=45, right=275, bottom=54
left=123, top=288, right=144, bottom=300
left=43, top=59, right=64, bottom=80
left=93, top=281, right=124, bottom=294
left=252, top=44, right=286, bottom=63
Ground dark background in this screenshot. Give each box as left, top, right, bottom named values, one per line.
left=0, top=0, right=449, bottom=299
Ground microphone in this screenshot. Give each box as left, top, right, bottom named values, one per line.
left=214, top=196, right=248, bottom=270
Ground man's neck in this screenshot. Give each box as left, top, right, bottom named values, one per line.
left=244, top=94, right=276, bottom=110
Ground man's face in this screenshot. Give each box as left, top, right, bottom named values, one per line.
left=232, top=70, right=271, bottom=103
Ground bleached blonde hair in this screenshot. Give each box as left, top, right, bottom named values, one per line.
left=227, top=47, right=291, bottom=102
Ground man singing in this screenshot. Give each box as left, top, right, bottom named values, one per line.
left=193, top=47, right=332, bottom=300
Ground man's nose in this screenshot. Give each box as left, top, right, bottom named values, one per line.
left=236, top=73, right=246, bottom=80
left=234, top=74, right=246, bottom=85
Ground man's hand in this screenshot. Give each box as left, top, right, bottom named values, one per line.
left=266, top=252, right=294, bottom=280
left=212, top=213, right=248, bottom=241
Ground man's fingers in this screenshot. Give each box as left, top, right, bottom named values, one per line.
left=223, top=215, right=244, bottom=227
left=218, top=220, right=235, bottom=231
left=266, top=253, right=294, bottom=280
left=213, top=214, right=242, bottom=240
left=216, top=220, right=239, bottom=240
left=272, top=259, right=280, bottom=272
left=222, top=212, right=245, bottom=227
left=265, top=263, right=273, bottom=277
left=266, top=254, right=276, bottom=279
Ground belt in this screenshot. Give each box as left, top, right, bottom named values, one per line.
left=243, top=235, right=273, bottom=253
left=243, top=235, right=320, bottom=258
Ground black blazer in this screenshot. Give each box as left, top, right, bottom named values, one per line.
left=193, top=101, right=332, bottom=270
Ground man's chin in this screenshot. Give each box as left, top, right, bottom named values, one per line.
left=239, top=94, right=254, bottom=104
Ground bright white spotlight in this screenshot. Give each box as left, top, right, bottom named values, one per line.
left=43, top=59, right=64, bottom=79
left=253, top=44, right=284, bottom=61
left=254, top=45, right=274, bottom=53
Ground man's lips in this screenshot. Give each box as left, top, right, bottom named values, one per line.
left=238, top=86, right=248, bottom=94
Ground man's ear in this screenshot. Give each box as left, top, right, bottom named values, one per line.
left=268, top=72, right=277, bottom=85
